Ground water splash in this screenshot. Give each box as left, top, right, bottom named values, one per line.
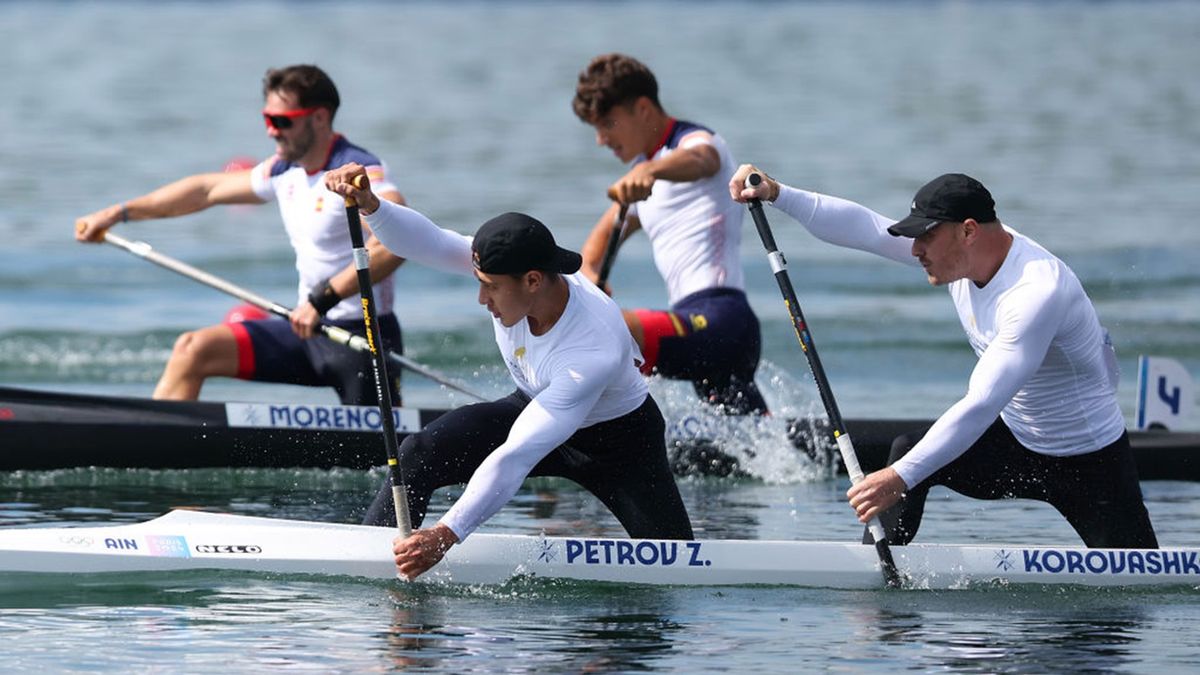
left=651, top=361, right=833, bottom=485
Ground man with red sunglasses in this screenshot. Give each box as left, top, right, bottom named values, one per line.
left=74, top=64, right=408, bottom=406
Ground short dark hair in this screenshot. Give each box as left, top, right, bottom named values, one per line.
left=572, top=53, right=662, bottom=123
left=262, top=65, right=340, bottom=120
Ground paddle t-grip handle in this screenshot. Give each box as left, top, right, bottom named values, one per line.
left=343, top=174, right=369, bottom=208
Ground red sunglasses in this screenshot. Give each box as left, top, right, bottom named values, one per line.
left=262, top=106, right=322, bottom=131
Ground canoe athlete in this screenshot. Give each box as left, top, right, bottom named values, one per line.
left=573, top=54, right=767, bottom=415
left=75, top=64, right=408, bottom=405
left=731, top=167, right=1158, bottom=549
left=325, top=163, right=695, bottom=580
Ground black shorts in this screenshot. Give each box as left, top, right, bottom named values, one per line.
left=363, top=391, right=694, bottom=540
left=870, top=418, right=1158, bottom=549
left=230, top=313, right=402, bottom=406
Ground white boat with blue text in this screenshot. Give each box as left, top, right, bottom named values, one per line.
left=1, top=510, right=1197, bottom=590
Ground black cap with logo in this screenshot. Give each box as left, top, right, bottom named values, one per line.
left=887, top=173, right=997, bottom=238
left=471, top=212, right=582, bottom=275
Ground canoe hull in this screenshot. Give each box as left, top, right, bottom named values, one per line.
left=2, top=386, right=1198, bottom=479
left=3, top=510, right=1196, bottom=590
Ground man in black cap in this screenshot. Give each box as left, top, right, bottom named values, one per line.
left=325, top=163, right=694, bottom=579
left=730, top=166, right=1157, bottom=549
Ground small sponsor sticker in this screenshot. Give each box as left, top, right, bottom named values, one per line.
left=195, top=544, right=263, bottom=555
left=145, top=535, right=191, bottom=558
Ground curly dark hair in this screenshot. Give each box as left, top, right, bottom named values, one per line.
left=572, top=53, right=662, bottom=123
left=262, top=64, right=340, bottom=120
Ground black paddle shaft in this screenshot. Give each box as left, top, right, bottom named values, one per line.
left=596, top=203, right=628, bottom=290
left=344, top=180, right=412, bottom=536
left=744, top=174, right=901, bottom=588
left=746, top=200, right=847, bottom=435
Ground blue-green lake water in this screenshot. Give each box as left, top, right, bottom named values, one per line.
left=1, top=1, right=1198, bottom=672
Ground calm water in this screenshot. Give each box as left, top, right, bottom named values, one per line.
left=2, top=1, right=1199, bottom=672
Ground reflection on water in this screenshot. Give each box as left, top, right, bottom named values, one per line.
left=370, top=583, right=1174, bottom=673
left=384, top=583, right=684, bottom=673
left=0, top=555, right=1192, bottom=673
left=860, top=595, right=1146, bottom=673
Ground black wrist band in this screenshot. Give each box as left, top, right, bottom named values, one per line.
left=307, top=278, right=340, bottom=316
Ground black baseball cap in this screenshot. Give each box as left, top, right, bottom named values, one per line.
left=471, top=212, right=582, bottom=275
left=887, top=173, right=997, bottom=238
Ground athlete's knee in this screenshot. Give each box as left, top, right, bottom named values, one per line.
left=167, top=330, right=211, bottom=369
left=173, top=327, right=224, bottom=359
left=170, top=330, right=198, bottom=355
left=397, top=433, right=430, bottom=474
left=887, top=431, right=925, bottom=464
left=169, top=326, right=241, bottom=379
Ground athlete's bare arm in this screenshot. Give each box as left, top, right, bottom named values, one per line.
left=75, top=170, right=264, bottom=242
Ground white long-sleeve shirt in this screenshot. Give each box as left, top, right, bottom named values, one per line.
left=364, top=201, right=648, bottom=539
left=772, top=185, right=1125, bottom=488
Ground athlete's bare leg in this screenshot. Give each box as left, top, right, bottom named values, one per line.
left=152, top=324, right=241, bottom=400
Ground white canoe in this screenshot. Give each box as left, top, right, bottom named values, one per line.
left=1, top=510, right=1197, bottom=590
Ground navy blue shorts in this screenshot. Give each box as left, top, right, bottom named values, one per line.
left=230, top=313, right=403, bottom=406
left=635, top=288, right=767, bottom=415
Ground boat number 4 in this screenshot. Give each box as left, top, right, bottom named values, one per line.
left=1136, top=356, right=1196, bottom=431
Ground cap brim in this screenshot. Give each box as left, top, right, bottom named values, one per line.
left=887, top=214, right=941, bottom=238
left=555, top=248, right=583, bottom=274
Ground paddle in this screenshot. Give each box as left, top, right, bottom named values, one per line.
left=344, top=175, right=412, bottom=536
left=101, top=231, right=486, bottom=402
left=743, top=173, right=902, bottom=588
left=596, top=201, right=629, bottom=290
